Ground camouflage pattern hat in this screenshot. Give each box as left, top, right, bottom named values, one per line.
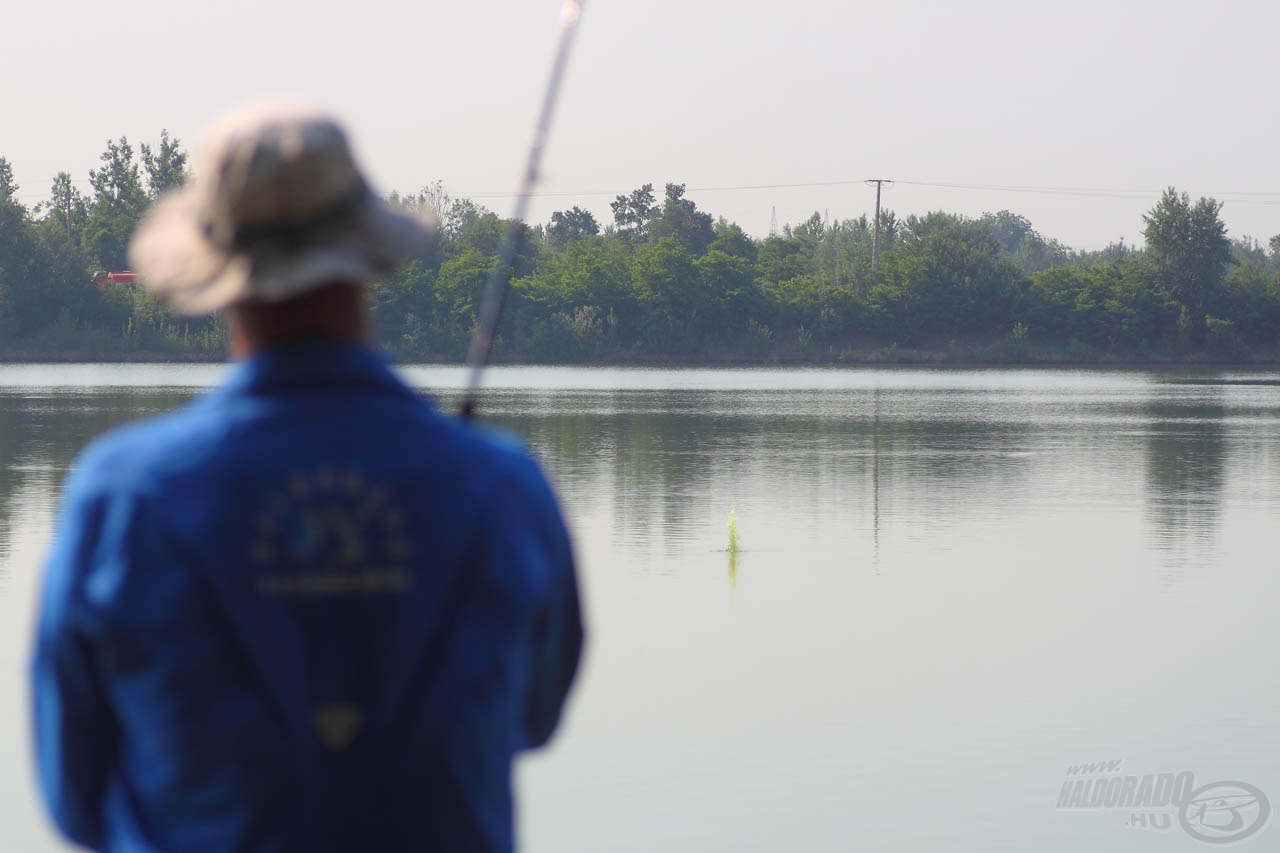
left=129, top=102, right=435, bottom=315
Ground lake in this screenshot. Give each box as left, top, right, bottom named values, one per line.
left=1, top=363, right=1278, bottom=851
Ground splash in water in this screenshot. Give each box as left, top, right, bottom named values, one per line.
left=727, top=507, right=740, bottom=589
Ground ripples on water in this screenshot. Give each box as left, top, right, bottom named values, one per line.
left=1, top=364, right=1279, bottom=851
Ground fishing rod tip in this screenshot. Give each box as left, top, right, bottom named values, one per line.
left=561, top=0, right=582, bottom=24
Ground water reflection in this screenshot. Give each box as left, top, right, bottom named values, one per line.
left=3, top=367, right=1280, bottom=852
left=4, top=373, right=1272, bottom=590
left=1142, top=393, right=1228, bottom=583
left=0, top=389, right=199, bottom=570
left=475, top=388, right=1046, bottom=591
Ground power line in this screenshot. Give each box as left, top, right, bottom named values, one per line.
left=895, top=180, right=1280, bottom=202
left=456, top=178, right=1280, bottom=205
left=13, top=178, right=1280, bottom=208
left=462, top=179, right=866, bottom=199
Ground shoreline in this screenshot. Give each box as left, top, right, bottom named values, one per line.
left=2, top=347, right=1278, bottom=369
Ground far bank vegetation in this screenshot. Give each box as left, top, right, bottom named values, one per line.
left=2, top=136, right=1278, bottom=363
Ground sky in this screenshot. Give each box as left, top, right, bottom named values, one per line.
left=4, top=0, right=1279, bottom=250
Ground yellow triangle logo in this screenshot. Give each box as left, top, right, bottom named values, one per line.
left=312, top=705, right=364, bottom=751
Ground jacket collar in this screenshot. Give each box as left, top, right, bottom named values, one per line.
left=215, top=342, right=418, bottom=401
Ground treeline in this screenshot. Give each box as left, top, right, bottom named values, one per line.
left=0, top=134, right=223, bottom=356
left=2, top=135, right=1280, bottom=362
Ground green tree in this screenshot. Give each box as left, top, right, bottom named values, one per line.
left=881, top=219, right=1024, bottom=342
left=650, top=183, right=715, bottom=255
left=901, top=210, right=965, bottom=244
left=872, top=209, right=899, bottom=258
left=610, top=183, right=656, bottom=243
left=140, top=129, right=189, bottom=197
left=0, top=158, right=26, bottom=331
left=521, top=237, right=632, bottom=317
left=368, top=261, right=465, bottom=358
left=547, top=206, right=600, bottom=246
left=434, top=248, right=496, bottom=329
left=708, top=220, right=757, bottom=263
left=84, top=137, right=148, bottom=270
left=0, top=157, right=17, bottom=203
left=791, top=212, right=825, bottom=243
left=756, top=234, right=808, bottom=286
left=1142, top=188, right=1232, bottom=331
left=35, top=172, right=90, bottom=249
left=0, top=158, right=99, bottom=337
left=981, top=210, right=1035, bottom=254
left=695, top=248, right=761, bottom=341
left=979, top=210, right=1070, bottom=273
left=631, top=238, right=703, bottom=351
left=442, top=198, right=492, bottom=242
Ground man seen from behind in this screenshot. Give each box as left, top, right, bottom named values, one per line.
left=31, top=103, right=583, bottom=852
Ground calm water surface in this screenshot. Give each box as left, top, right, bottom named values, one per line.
left=1, top=364, right=1278, bottom=851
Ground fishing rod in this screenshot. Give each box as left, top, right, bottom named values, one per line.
left=458, top=0, right=587, bottom=420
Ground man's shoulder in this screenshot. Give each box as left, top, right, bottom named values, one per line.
left=69, top=399, right=229, bottom=500
left=432, top=417, right=556, bottom=503
left=69, top=390, right=552, bottom=506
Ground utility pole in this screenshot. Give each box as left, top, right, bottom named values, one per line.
left=769, top=205, right=779, bottom=238
left=865, top=179, right=893, bottom=272
left=65, top=181, right=72, bottom=243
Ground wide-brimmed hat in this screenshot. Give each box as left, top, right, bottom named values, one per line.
left=129, top=102, right=436, bottom=315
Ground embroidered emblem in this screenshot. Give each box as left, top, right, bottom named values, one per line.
left=251, top=468, right=413, bottom=597
left=312, top=705, right=364, bottom=751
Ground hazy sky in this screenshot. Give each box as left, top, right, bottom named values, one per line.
left=5, top=0, right=1279, bottom=250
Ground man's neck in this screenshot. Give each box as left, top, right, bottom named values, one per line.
left=226, top=282, right=370, bottom=359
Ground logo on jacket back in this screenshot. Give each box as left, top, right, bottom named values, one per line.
left=251, top=467, right=414, bottom=597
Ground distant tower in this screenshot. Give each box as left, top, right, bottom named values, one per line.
left=769, top=206, right=779, bottom=238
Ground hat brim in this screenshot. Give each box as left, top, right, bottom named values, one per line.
left=129, top=188, right=438, bottom=316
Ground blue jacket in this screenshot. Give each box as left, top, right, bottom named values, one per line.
left=32, top=344, right=582, bottom=852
